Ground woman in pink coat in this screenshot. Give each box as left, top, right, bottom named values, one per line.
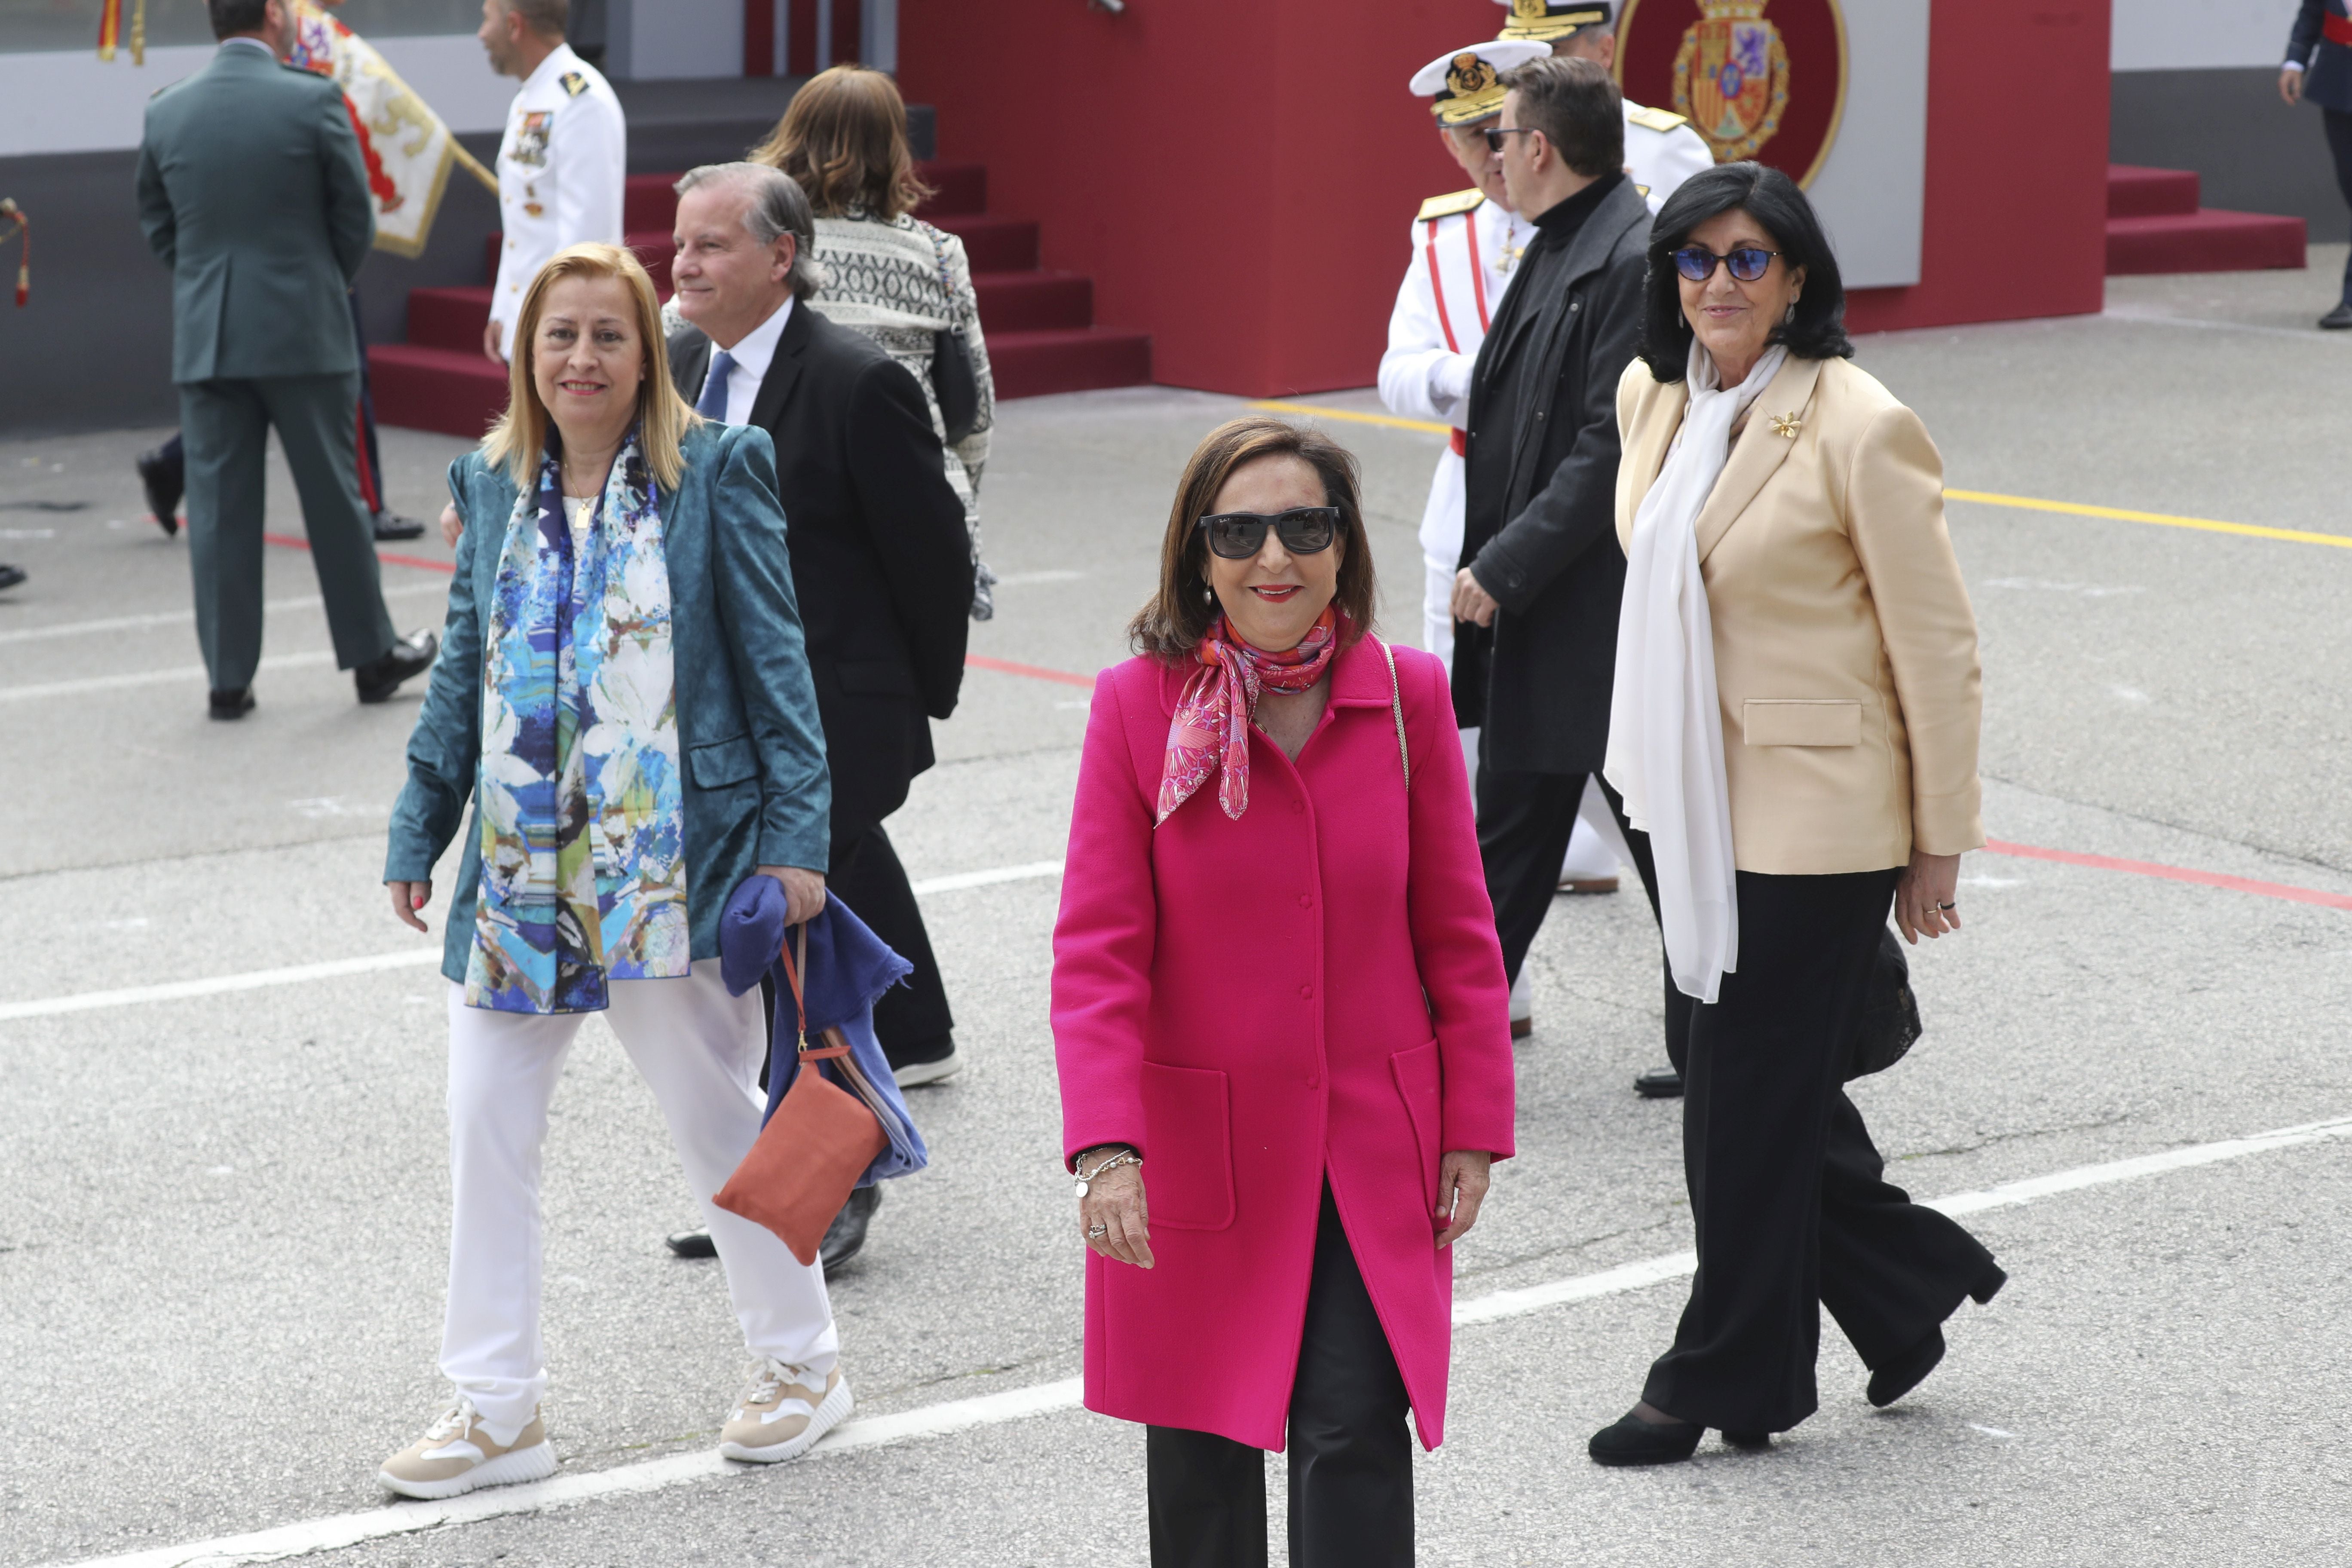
left=1051, top=417, right=1516, bottom=1567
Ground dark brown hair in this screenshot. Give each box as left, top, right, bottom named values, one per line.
left=1498, top=54, right=1623, bottom=179
left=1128, top=418, right=1378, bottom=662
left=749, top=65, right=932, bottom=221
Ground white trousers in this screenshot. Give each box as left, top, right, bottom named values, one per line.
left=439, top=959, right=837, bottom=1431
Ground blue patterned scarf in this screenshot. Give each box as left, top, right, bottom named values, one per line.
left=466, top=430, right=691, bottom=1013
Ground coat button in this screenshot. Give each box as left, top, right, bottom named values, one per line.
left=1290, top=798, right=1304, bottom=814
left=1298, top=894, right=1311, bottom=909
left=1298, top=983, right=1313, bottom=1000
left=1305, top=1072, right=1320, bottom=1090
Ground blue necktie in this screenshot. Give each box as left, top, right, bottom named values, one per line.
left=695, top=349, right=736, bottom=421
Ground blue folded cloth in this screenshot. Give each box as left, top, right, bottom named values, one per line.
left=719, top=876, right=928, bottom=1185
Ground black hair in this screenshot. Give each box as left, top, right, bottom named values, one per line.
left=1497, top=55, right=1623, bottom=180
left=208, top=0, right=270, bottom=38
left=1638, top=161, right=1853, bottom=381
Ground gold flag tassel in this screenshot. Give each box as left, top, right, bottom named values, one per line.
left=0, top=200, right=28, bottom=307
left=95, top=0, right=121, bottom=61
left=131, top=0, right=146, bottom=64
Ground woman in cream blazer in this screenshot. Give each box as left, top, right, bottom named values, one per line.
left=1586, top=164, right=2006, bottom=1468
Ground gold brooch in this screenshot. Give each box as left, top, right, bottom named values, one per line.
left=1769, top=413, right=1802, bottom=439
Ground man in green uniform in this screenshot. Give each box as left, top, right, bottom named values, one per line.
left=137, top=0, right=435, bottom=719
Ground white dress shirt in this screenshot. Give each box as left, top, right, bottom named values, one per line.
left=701, top=295, right=794, bottom=426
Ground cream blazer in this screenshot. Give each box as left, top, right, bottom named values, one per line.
left=1614, top=354, right=1984, bottom=875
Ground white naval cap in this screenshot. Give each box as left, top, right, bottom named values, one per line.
left=1493, top=0, right=1616, bottom=44
left=1408, top=39, right=1550, bottom=126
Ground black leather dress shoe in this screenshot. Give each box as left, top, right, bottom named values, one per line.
left=355, top=629, right=438, bottom=703
left=1588, top=1409, right=1705, bottom=1467
left=208, top=687, right=255, bottom=720
left=1635, top=1066, right=1684, bottom=1099
left=372, top=509, right=427, bottom=542
left=1722, top=1430, right=1772, bottom=1450
left=820, top=1184, right=882, bottom=1271
left=665, top=1227, right=717, bottom=1259
left=2321, top=303, right=2352, bottom=330
left=1868, top=1325, right=1945, bottom=1408
left=0, top=563, right=24, bottom=592
left=136, top=444, right=183, bottom=536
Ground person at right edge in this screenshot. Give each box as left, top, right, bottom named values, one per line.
left=1585, top=162, right=2006, bottom=1467
left=1448, top=57, right=1675, bottom=1074
left=2282, top=0, right=2352, bottom=329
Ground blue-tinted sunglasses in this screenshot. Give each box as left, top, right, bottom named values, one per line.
left=1671, top=245, right=1782, bottom=283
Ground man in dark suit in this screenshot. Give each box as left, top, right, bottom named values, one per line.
left=662, top=161, right=974, bottom=1264
left=136, top=0, right=436, bottom=718
left=1452, top=55, right=1684, bottom=1081
left=2284, top=0, right=2352, bottom=328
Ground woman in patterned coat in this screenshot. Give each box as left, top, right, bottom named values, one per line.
left=752, top=65, right=998, bottom=619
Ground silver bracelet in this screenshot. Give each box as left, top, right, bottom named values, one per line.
left=1073, top=1148, right=1141, bottom=1197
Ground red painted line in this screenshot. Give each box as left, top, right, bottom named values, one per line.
left=1984, top=839, right=2352, bottom=911
left=966, top=653, right=1096, bottom=689
left=265, top=530, right=454, bottom=576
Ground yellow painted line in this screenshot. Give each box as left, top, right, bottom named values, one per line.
left=1247, top=406, right=2351, bottom=553
left=1248, top=399, right=1450, bottom=435
left=1945, top=489, right=2352, bottom=550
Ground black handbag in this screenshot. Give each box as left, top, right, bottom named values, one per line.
left=1847, top=925, right=1923, bottom=1081
left=930, top=326, right=980, bottom=447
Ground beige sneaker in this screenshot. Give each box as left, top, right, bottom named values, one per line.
left=719, top=1358, right=852, bottom=1463
left=378, top=1397, right=557, bottom=1500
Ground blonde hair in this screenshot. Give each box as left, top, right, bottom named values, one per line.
left=483, top=242, right=700, bottom=492
left=749, top=64, right=932, bottom=221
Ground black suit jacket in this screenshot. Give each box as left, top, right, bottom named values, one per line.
left=1453, top=176, right=1651, bottom=774
left=668, top=302, right=974, bottom=830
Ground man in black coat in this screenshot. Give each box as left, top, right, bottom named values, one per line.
left=1452, top=56, right=1684, bottom=1072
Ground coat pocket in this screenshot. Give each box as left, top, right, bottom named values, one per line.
left=686, top=734, right=759, bottom=788
left=1139, top=1061, right=1234, bottom=1231
left=1389, top=1038, right=1443, bottom=1213
left=1740, top=699, right=1862, bottom=748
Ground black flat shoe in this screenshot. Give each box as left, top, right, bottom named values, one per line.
left=372, top=509, right=426, bottom=542
left=1867, top=1326, right=1945, bottom=1408
left=1634, top=1066, right=1684, bottom=1099
left=136, top=444, right=183, bottom=536
left=208, top=687, right=254, bottom=720
left=0, top=563, right=24, bottom=592
left=1722, top=1430, right=1772, bottom=1450
left=665, top=1227, right=717, bottom=1259
left=1970, top=1263, right=2007, bottom=1305
left=1588, top=1409, right=1704, bottom=1467
left=355, top=629, right=437, bottom=704
left=2320, top=303, right=2352, bottom=330
left=819, top=1184, right=882, bottom=1271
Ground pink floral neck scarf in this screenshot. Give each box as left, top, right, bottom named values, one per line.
left=1156, top=607, right=1339, bottom=825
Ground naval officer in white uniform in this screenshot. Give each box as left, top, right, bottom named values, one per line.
left=1495, top=0, right=1714, bottom=212
left=477, top=0, right=626, bottom=362
left=1380, top=40, right=1620, bottom=1042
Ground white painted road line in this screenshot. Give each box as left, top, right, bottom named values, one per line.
left=0, top=583, right=448, bottom=646
left=0, top=650, right=336, bottom=702
left=43, top=1114, right=2352, bottom=1568
left=0, top=864, right=1066, bottom=1023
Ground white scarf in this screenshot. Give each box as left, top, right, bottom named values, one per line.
left=1603, top=341, right=1787, bottom=1004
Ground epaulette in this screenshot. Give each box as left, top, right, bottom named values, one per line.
left=1626, top=104, right=1689, bottom=133
left=1416, top=188, right=1484, bottom=222
left=560, top=70, right=589, bottom=97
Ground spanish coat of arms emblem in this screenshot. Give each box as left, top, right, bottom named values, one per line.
left=1672, top=0, right=1789, bottom=162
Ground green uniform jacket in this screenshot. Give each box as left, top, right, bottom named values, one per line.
left=136, top=43, right=375, bottom=383
left=386, top=423, right=835, bottom=985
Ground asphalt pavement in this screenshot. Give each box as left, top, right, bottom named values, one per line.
left=3, top=255, right=2350, bottom=1567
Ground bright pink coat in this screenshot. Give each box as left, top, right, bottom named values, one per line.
left=1051, top=634, right=1516, bottom=1451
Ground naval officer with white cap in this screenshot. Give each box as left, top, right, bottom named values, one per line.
left=478, top=0, right=625, bottom=362
left=1496, top=0, right=1713, bottom=212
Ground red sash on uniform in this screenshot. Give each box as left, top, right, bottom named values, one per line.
left=2326, top=12, right=2352, bottom=47
left=1449, top=429, right=1468, bottom=456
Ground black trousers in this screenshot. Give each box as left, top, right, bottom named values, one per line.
left=1474, top=761, right=1693, bottom=1057
left=2326, top=108, right=2352, bottom=303
left=1146, top=1187, right=1412, bottom=1568
left=828, top=818, right=953, bottom=1067
left=1635, top=860, right=1998, bottom=1433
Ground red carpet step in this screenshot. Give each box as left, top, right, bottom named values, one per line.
left=377, top=157, right=1149, bottom=435
left=2104, top=163, right=2305, bottom=276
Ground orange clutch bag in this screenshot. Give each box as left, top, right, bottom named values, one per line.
left=713, top=924, right=889, bottom=1265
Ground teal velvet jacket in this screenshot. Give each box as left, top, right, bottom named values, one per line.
left=385, top=422, right=832, bottom=985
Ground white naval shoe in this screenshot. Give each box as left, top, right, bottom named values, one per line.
left=377, top=1397, right=557, bottom=1500
left=719, top=1358, right=853, bottom=1464
left=1509, top=965, right=1533, bottom=1039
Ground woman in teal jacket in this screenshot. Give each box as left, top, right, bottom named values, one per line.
left=377, top=243, right=848, bottom=1501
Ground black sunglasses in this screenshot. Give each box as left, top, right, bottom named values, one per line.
left=1670, top=245, right=1782, bottom=283
left=1482, top=126, right=1541, bottom=153
left=1195, top=506, right=1341, bottom=561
